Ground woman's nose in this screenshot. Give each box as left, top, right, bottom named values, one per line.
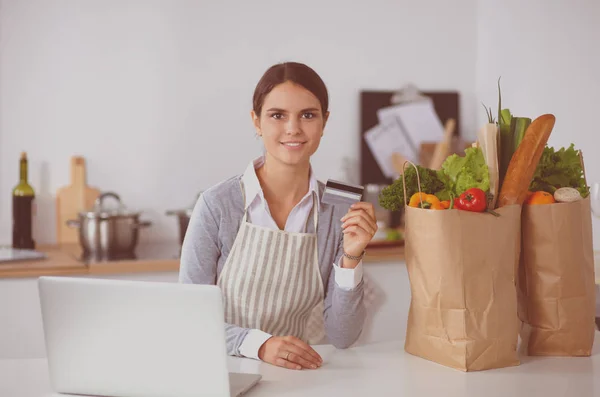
left=285, top=119, right=301, bottom=134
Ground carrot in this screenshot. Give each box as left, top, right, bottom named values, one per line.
left=497, top=114, right=556, bottom=207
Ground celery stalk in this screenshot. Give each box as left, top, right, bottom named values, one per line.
left=512, top=117, right=532, bottom=151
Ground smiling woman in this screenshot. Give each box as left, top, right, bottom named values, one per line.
left=179, top=62, right=378, bottom=372
left=251, top=63, right=329, bottom=171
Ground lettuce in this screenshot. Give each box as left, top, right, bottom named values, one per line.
left=530, top=144, right=588, bottom=197
left=440, top=147, right=490, bottom=197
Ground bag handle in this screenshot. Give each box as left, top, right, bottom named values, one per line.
left=401, top=160, right=425, bottom=209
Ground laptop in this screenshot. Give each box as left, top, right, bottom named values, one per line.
left=37, top=276, right=262, bottom=397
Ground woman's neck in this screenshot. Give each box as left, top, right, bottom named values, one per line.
left=256, top=154, right=311, bottom=207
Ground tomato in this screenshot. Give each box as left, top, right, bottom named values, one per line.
left=456, top=188, right=487, bottom=212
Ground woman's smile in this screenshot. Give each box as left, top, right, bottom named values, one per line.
left=280, top=140, right=307, bottom=150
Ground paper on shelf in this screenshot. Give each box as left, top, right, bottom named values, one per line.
left=364, top=123, right=417, bottom=179
left=377, top=100, right=445, bottom=158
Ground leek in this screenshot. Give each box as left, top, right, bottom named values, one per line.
left=513, top=117, right=532, bottom=151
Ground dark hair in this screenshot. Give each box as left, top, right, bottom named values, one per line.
left=252, top=62, right=329, bottom=116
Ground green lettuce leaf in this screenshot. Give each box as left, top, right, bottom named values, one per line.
left=530, top=144, right=589, bottom=197
left=441, top=146, right=490, bottom=197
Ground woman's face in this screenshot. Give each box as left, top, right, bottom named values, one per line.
left=252, top=81, right=328, bottom=168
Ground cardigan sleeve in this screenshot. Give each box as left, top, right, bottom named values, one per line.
left=322, top=232, right=366, bottom=348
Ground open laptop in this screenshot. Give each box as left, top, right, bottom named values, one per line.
left=37, top=276, right=261, bottom=397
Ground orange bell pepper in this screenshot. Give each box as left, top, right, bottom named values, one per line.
left=430, top=201, right=446, bottom=210
left=409, top=192, right=440, bottom=209
left=526, top=191, right=555, bottom=205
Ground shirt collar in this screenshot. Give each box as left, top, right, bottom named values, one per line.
left=241, top=156, right=321, bottom=210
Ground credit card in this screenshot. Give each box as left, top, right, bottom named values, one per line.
left=321, top=179, right=364, bottom=207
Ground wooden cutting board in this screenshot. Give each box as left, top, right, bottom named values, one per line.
left=55, top=156, right=101, bottom=245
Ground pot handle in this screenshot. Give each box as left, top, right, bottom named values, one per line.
left=95, top=192, right=123, bottom=212
left=132, top=220, right=152, bottom=229
left=66, top=219, right=81, bottom=228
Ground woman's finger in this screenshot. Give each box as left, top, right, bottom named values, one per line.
left=342, top=211, right=378, bottom=233
left=281, top=342, right=321, bottom=368
left=280, top=345, right=320, bottom=369
left=275, top=357, right=302, bottom=370
left=350, top=202, right=376, bottom=221
left=341, top=207, right=376, bottom=224
left=284, top=336, right=322, bottom=363
left=342, top=210, right=377, bottom=230
left=342, top=225, right=373, bottom=239
left=342, top=216, right=376, bottom=235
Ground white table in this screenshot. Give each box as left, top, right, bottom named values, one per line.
left=2, top=333, right=599, bottom=397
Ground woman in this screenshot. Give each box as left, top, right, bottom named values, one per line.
left=179, top=62, right=378, bottom=371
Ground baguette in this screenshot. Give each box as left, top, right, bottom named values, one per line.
left=497, top=114, right=555, bottom=207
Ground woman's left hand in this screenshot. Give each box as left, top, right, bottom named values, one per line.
left=340, top=202, right=378, bottom=265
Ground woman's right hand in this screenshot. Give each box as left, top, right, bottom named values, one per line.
left=257, top=336, right=323, bottom=370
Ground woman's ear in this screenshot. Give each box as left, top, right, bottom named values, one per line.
left=322, top=111, right=330, bottom=131
left=250, top=110, right=261, bottom=136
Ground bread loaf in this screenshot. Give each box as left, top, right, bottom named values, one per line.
left=497, top=114, right=555, bottom=207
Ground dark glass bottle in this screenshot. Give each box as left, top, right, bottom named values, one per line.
left=12, top=152, right=35, bottom=249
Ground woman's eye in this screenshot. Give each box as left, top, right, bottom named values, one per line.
left=271, top=113, right=284, bottom=119
left=302, top=112, right=315, bottom=119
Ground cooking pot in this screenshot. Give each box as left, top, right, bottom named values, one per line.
left=67, top=192, right=152, bottom=261
left=166, top=192, right=202, bottom=246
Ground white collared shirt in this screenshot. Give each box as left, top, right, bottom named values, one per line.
left=238, top=156, right=363, bottom=359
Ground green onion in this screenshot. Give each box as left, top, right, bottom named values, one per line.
left=498, top=108, right=513, bottom=189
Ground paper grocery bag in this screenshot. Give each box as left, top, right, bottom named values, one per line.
left=518, top=197, right=596, bottom=356
left=403, top=204, right=522, bottom=371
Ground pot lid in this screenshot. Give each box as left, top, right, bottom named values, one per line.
left=79, top=192, right=142, bottom=219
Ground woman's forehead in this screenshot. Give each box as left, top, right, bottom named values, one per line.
left=262, top=81, right=321, bottom=111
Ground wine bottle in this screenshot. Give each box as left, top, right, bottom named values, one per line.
left=12, top=152, right=36, bottom=249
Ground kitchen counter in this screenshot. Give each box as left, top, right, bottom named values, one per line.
left=2, top=332, right=599, bottom=397
left=0, top=243, right=406, bottom=279
left=0, top=242, right=182, bottom=279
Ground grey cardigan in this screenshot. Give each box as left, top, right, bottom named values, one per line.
left=178, top=175, right=366, bottom=356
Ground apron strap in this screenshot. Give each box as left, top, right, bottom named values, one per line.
left=311, top=191, right=319, bottom=231
left=238, top=179, right=248, bottom=223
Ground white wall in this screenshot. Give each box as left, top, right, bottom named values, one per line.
left=476, top=0, right=600, bottom=247
left=0, top=0, right=478, bottom=245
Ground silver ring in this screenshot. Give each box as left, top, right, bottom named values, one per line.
left=285, top=352, right=290, bottom=361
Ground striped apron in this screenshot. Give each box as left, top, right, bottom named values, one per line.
left=216, top=183, right=325, bottom=344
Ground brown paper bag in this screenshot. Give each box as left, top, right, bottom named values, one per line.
left=518, top=197, right=596, bottom=356
left=403, top=203, right=522, bottom=371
